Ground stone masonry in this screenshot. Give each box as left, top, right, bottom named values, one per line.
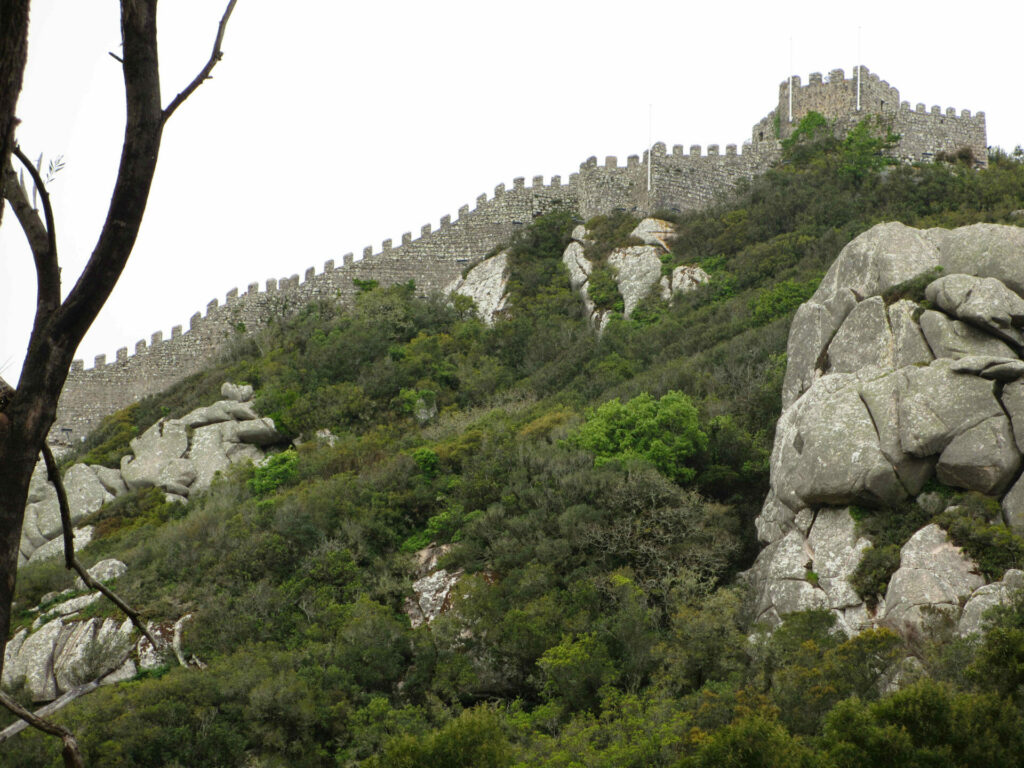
left=52, top=66, right=988, bottom=442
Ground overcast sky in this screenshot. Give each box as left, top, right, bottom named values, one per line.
left=1, top=1, right=1021, bottom=382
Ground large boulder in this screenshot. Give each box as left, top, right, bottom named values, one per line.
left=926, top=273, right=1024, bottom=348
left=659, top=264, right=709, bottom=300
left=929, top=223, right=1024, bottom=296
left=826, top=297, right=894, bottom=373
left=445, top=250, right=510, bottom=326
left=406, top=569, right=463, bottom=629
left=897, top=360, right=1003, bottom=457
left=918, top=310, right=1018, bottom=360
left=28, top=526, right=93, bottom=564
left=746, top=529, right=828, bottom=627
left=771, top=372, right=907, bottom=511
left=958, top=569, right=1024, bottom=637
left=630, top=217, right=676, bottom=249
left=221, top=382, right=254, bottom=402
left=120, top=419, right=189, bottom=491
left=607, top=245, right=663, bottom=318
left=751, top=223, right=1024, bottom=645
left=882, top=524, right=985, bottom=636
left=813, top=222, right=941, bottom=307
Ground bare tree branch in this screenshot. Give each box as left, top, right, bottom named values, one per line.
left=0, top=680, right=101, bottom=743
left=0, top=689, right=84, bottom=767
left=41, top=445, right=163, bottom=653
left=162, top=0, right=238, bottom=123
left=11, top=144, right=57, bottom=262
left=1, top=159, right=48, bottom=263
left=10, top=144, right=60, bottom=312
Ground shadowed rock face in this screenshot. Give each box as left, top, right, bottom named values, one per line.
left=746, top=222, right=1024, bottom=639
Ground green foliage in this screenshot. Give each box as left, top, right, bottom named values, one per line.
left=401, top=501, right=479, bottom=552
left=76, top=404, right=142, bottom=468
left=837, top=118, right=899, bottom=184
left=880, top=266, right=945, bottom=305
left=567, top=391, right=708, bottom=484
left=247, top=449, right=299, bottom=495
left=583, top=211, right=644, bottom=262
left=823, top=678, right=1024, bottom=768
left=686, top=710, right=827, bottom=768
left=969, top=588, right=1024, bottom=700
left=937, top=494, right=1024, bottom=580
left=538, top=633, right=617, bottom=713
left=354, top=278, right=380, bottom=292
left=782, top=110, right=831, bottom=154
left=849, top=544, right=901, bottom=608
left=749, top=278, right=819, bottom=325
left=587, top=261, right=624, bottom=312
left=371, top=707, right=512, bottom=768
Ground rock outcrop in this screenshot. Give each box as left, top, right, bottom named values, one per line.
left=748, top=222, right=1024, bottom=638
left=19, top=383, right=283, bottom=565
left=445, top=251, right=510, bottom=325
left=560, top=218, right=709, bottom=330
left=4, top=559, right=137, bottom=701
left=404, top=544, right=462, bottom=629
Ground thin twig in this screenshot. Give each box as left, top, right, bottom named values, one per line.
left=11, top=143, right=57, bottom=260
left=0, top=690, right=84, bottom=767
left=40, top=445, right=163, bottom=653
left=161, top=0, right=238, bottom=123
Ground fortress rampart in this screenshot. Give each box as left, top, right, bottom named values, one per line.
left=754, top=66, right=987, bottom=167
left=52, top=66, right=988, bottom=442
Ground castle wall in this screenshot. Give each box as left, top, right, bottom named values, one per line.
left=770, top=66, right=987, bottom=168
left=52, top=66, right=988, bottom=442
left=648, top=143, right=778, bottom=213
left=53, top=178, right=583, bottom=441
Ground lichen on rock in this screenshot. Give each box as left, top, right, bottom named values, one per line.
left=748, top=222, right=1024, bottom=640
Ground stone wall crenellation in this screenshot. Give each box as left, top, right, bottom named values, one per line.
left=52, top=65, right=988, bottom=442
left=762, top=65, right=987, bottom=167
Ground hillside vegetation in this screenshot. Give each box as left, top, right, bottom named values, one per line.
left=7, top=121, right=1024, bottom=766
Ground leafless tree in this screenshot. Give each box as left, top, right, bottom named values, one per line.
left=0, top=2, right=237, bottom=763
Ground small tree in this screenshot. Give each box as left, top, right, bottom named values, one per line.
left=567, top=390, right=708, bottom=484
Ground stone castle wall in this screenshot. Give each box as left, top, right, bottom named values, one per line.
left=52, top=66, right=988, bottom=442
left=764, top=66, right=987, bottom=167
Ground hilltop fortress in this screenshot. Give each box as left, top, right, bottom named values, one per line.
left=52, top=66, right=987, bottom=442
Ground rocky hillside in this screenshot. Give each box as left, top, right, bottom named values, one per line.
left=6, top=127, right=1024, bottom=766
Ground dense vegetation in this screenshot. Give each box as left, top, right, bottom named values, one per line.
left=7, top=120, right=1024, bottom=766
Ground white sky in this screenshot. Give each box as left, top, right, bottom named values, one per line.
left=1, top=1, right=1021, bottom=383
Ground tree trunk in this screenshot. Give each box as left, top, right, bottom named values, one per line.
left=0, top=0, right=164, bottom=677
left=0, top=0, right=31, bottom=228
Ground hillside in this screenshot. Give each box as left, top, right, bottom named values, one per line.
left=5, top=123, right=1024, bottom=766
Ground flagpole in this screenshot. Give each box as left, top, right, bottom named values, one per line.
left=856, top=27, right=862, bottom=111
left=647, top=103, right=652, bottom=193
left=788, top=37, right=793, bottom=124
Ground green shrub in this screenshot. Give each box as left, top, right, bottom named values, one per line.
left=567, top=391, right=707, bottom=484
left=588, top=262, right=624, bottom=312
left=938, top=496, right=1024, bottom=580
left=248, top=449, right=299, bottom=495
left=749, top=278, right=819, bottom=325
left=849, top=543, right=901, bottom=609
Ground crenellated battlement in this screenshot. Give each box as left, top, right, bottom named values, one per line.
left=52, top=64, right=988, bottom=442
left=762, top=65, right=987, bottom=167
